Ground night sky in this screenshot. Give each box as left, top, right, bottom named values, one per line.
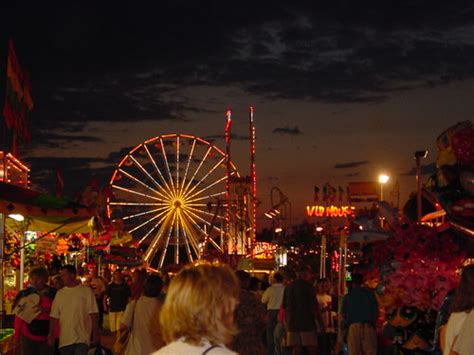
left=2, top=2, right=474, bottom=225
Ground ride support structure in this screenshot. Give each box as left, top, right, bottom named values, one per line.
left=224, top=108, right=257, bottom=256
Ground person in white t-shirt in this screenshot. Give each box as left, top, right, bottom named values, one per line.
left=48, top=265, right=99, bottom=355
left=120, top=274, right=165, bottom=354
left=316, top=278, right=335, bottom=355
left=444, top=265, right=474, bottom=355
left=261, top=272, right=285, bottom=355
left=451, top=309, right=474, bottom=355
left=152, top=262, right=239, bottom=355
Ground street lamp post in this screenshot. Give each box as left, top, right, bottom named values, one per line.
left=414, top=150, right=428, bottom=222
left=378, top=174, right=390, bottom=201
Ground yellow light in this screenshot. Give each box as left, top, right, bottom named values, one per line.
left=8, top=214, right=24, bottom=222
left=378, top=174, right=390, bottom=184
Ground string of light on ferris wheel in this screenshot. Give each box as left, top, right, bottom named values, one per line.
left=111, top=184, right=162, bottom=201
left=158, top=137, right=177, bottom=197
left=174, top=207, right=180, bottom=264
left=184, top=191, right=226, bottom=204
left=184, top=205, right=224, bottom=220
left=176, top=135, right=180, bottom=190
left=158, top=211, right=178, bottom=268
left=181, top=145, right=212, bottom=195
left=108, top=202, right=164, bottom=206
left=181, top=207, right=223, bottom=235
left=180, top=138, right=197, bottom=194
left=181, top=156, right=226, bottom=198
left=130, top=207, right=172, bottom=235
left=127, top=154, right=174, bottom=200
left=144, top=210, right=174, bottom=259
left=181, top=209, right=223, bottom=252
left=118, top=168, right=170, bottom=201
left=184, top=175, right=228, bottom=202
left=120, top=206, right=170, bottom=221
left=120, top=207, right=169, bottom=222
left=180, top=222, right=194, bottom=262
left=142, top=224, right=166, bottom=254
left=142, top=144, right=174, bottom=195
left=179, top=213, right=199, bottom=254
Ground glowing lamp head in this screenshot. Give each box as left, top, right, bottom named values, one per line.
left=264, top=212, right=274, bottom=219
left=315, top=226, right=324, bottom=232
left=378, top=174, right=390, bottom=184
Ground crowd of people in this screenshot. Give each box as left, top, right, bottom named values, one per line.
left=10, top=262, right=474, bottom=355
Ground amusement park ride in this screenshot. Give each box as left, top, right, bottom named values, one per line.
left=106, top=108, right=257, bottom=269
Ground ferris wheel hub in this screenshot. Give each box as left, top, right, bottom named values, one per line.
left=172, top=199, right=183, bottom=208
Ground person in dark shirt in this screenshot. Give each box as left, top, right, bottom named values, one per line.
left=342, top=273, right=378, bottom=355
left=283, top=265, right=324, bottom=355
left=104, top=270, right=131, bottom=333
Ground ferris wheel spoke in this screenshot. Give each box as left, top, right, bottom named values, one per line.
left=182, top=145, right=212, bottom=196
left=121, top=206, right=170, bottom=221
left=143, top=211, right=174, bottom=260
left=159, top=211, right=177, bottom=269
left=128, top=155, right=173, bottom=200
left=186, top=191, right=226, bottom=204
left=184, top=205, right=224, bottom=220
left=184, top=210, right=221, bottom=242
left=182, top=209, right=223, bottom=253
left=183, top=157, right=225, bottom=199
left=179, top=214, right=200, bottom=258
left=206, top=234, right=223, bottom=253
left=112, top=184, right=161, bottom=201
left=180, top=138, right=197, bottom=194
left=143, top=144, right=173, bottom=195
left=179, top=217, right=194, bottom=262
left=118, top=168, right=170, bottom=201
left=174, top=209, right=180, bottom=264
left=159, top=138, right=177, bottom=197
left=185, top=175, right=227, bottom=202
left=109, top=202, right=164, bottom=206
left=184, top=208, right=223, bottom=234
left=143, top=228, right=165, bottom=262
left=176, top=136, right=180, bottom=192
left=129, top=207, right=172, bottom=234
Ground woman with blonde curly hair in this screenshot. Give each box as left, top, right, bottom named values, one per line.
left=152, top=262, right=239, bottom=355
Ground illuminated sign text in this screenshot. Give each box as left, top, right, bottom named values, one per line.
left=306, top=205, right=356, bottom=218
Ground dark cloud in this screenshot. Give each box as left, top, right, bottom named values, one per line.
left=24, top=156, right=112, bottom=195
left=345, top=172, right=361, bottom=177
left=272, top=126, right=302, bottom=135
left=204, top=134, right=249, bottom=141
left=403, top=162, right=437, bottom=176
left=3, top=2, right=474, bottom=139
left=334, top=160, right=369, bottom=169
left=27, top=131, right=104, bottom=150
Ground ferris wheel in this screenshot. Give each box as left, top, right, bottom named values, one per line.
left=107, top=134, right=239, bottom=269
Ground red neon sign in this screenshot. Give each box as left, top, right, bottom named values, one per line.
left=306, top=205, right=355, bottom=218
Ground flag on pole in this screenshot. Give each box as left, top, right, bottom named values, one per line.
left=55, top=167, right=65, bottom=198
left=338, top=186, right=344, bottom=202
left=3, top=38, right=33, bottom=146
left=330, top=184, right=337, bottom=202
left=314, top=186, right=319, bottom=202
